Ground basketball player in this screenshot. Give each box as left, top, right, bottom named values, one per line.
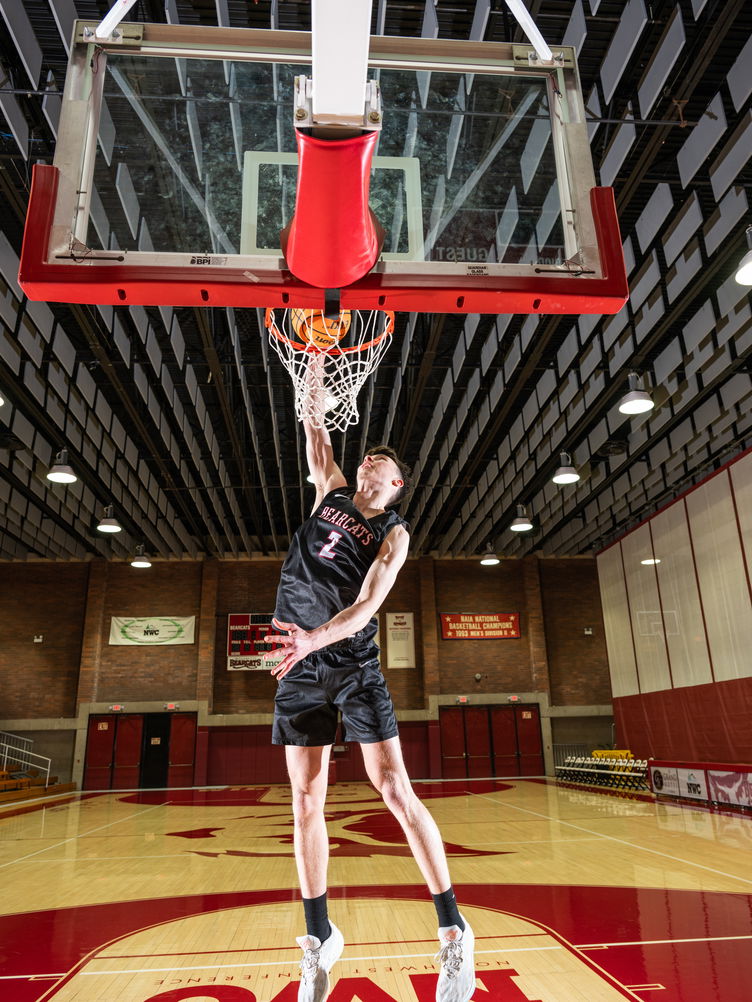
left=264, top=359, right=475, bottom=1002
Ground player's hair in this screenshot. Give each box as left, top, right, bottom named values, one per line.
left=366, top=445, right=413, bottom=506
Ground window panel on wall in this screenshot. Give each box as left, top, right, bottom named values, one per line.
left=597, top=544, right=639, bottom=696
left=621, top=524, right=672, bottom=693
left=685, top=472, right=752, bottom=682
left=650, top=502, right=713, bottom=687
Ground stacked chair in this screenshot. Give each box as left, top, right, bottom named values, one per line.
left=555, top=753, right=649, bottom=791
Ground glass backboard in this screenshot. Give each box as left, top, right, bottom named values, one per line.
left=19, top=22, right=627, bottom=314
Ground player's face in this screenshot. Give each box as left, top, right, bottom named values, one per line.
left=358, top=453, right=403, bottom=493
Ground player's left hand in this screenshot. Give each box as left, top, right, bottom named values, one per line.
left=263, top=617, right=316, bottom=679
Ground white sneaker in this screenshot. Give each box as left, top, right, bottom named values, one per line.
left=296, top=922, right=344, bottom=1002
left=435, top=917, right=475, bottom=1002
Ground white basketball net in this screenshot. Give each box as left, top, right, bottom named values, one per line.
left=265, top=308, right=394, bottom=431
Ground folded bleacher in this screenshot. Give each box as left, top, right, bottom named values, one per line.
left=555, top=754, right=649, bottom=791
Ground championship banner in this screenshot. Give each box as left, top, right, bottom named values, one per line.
left=440, top=613, right=520, bottom=639
left=109, top=616, right=195, bottom=645
left=227, top=613, right=283, bottom=671
left=385, top=612, right=415, bottom=669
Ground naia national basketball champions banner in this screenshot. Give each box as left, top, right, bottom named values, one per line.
left=440, top=613, right=520, bottom=639
left=227, top=613, right=283, bottom=670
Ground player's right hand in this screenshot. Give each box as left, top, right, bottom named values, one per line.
left=263, top=617, right=316, bottom=679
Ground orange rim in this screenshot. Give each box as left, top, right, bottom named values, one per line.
left=264, top=308, right=394, bottom=355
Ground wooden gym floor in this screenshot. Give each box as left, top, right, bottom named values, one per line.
left=0, top=777, right=750, bottom=1001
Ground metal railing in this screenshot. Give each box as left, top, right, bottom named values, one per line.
left=0, top=735, right=52, bottom=787
left=0, top=731, right=33, bottom=754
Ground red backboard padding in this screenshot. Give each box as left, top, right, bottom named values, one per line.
left=280, top=129, right=385, bottom=289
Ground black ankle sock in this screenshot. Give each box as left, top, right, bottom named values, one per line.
left=303, top=892, right=332, bottom=942
left=432, top=887, right=464, bottom=931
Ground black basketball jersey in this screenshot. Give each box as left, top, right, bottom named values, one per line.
left=274, top=486, right=408, bottom=639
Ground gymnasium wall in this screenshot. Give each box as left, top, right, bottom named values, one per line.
left=597, top=448, right=752, bottom=763
left=0, top=554, right=611, bottom=779
left=0, top=562, right=89, bottom=718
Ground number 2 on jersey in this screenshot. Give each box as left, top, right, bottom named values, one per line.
left=319, top=530, right=342, bottom=560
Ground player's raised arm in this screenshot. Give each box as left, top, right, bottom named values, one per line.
left=303, top=354, right=346, bottom=510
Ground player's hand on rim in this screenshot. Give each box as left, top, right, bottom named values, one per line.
left=264, top=617, right=315, bottom=679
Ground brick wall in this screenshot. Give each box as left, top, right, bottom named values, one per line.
left=1, top=555, right=613, bottom=722
left=434, top=559, right=534, bottom=693
left=0, top=562, right=88, bottom=718
left=539, top=558, right=611, bottom=706
left=91, top=561, right=203, bottom=704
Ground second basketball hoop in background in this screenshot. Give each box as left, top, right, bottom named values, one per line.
left=265, top=308, right=393, bottom=431
left=290, top=309, right=352, bottom=351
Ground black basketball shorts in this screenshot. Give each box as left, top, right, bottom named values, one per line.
left=272, top=642, right=399, bottom=746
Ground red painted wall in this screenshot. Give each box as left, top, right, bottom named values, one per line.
left=614, top=676, right=752, bottom=762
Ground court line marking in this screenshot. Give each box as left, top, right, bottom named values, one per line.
left=472, top=792, right=752, bottom=887
left=79, top=947, right=564, bottom=976
left=0, top=803, right=167, bottom=870
left=10, top=854, right=191, bottom=862
left=102, top=933, right=548, bottom=960
left=0, top=975, right=67, bottom=981
left=0, top=937, right=555, bottom=979
left=578, top=934, right=752, bottom=949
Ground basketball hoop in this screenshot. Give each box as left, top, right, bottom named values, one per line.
left=265, top=308, right=394, bottom=431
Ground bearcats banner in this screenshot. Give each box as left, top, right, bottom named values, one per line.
left=109, top=617, right=195, bottom=645
left=227, top=613, right=283, bottom=670
left=440, top=613, right=520, bottom=639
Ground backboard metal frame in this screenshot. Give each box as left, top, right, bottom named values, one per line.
left=19, top=22, right=628, bottom=314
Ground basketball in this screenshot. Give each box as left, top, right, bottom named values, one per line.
left=290, top=309, right=352, bottom=350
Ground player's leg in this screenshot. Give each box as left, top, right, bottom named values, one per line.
left=360, top=736, right=450, bottom=890
left=286, top=743, right=332, bottom=900
left=360, top=737, right=476, bottom=1002
left=286, top=743, right=344, bottom=1002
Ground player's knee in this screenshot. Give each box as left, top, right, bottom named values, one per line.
left=291, top=784, right=326, bottom=819
left=378, top=772, right=415, bottom=819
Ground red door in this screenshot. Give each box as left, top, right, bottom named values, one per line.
left=168, top=713, right=197, bottom=787
left=465, top=707, right=492, bottom=777
left=516, top=706, right=544, bottom=774
left=83, top=715, right=116, bottom=790
left=439, top=708, right=467, bottom=778
left=113, top=715, right=143, bottom=788
left=490, top=707, right=520, bottom=776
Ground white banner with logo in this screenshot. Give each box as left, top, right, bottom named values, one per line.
left=109, top=616, right=195, bottom=645
left=385, top=612, right=415, bottom=669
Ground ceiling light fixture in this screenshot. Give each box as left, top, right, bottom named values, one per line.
left=480, top=543, right=500, bottom=566
left=46, top=448, right=77, bottom=484
left=97, top=505, right=122, bottom=533
left=735, top=225, right=752, bottom=286
left=510, top=504, right=533, bottom=532
left=641, top=557, right=661, bottom=565
left=618, top=372, right=654, bottom=415
left=552, top=451, right=580, bottom=485
left=130, top=544, right=152, bottom=568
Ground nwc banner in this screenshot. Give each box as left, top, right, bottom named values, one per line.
left=227, top=613, right=284, bottom=670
